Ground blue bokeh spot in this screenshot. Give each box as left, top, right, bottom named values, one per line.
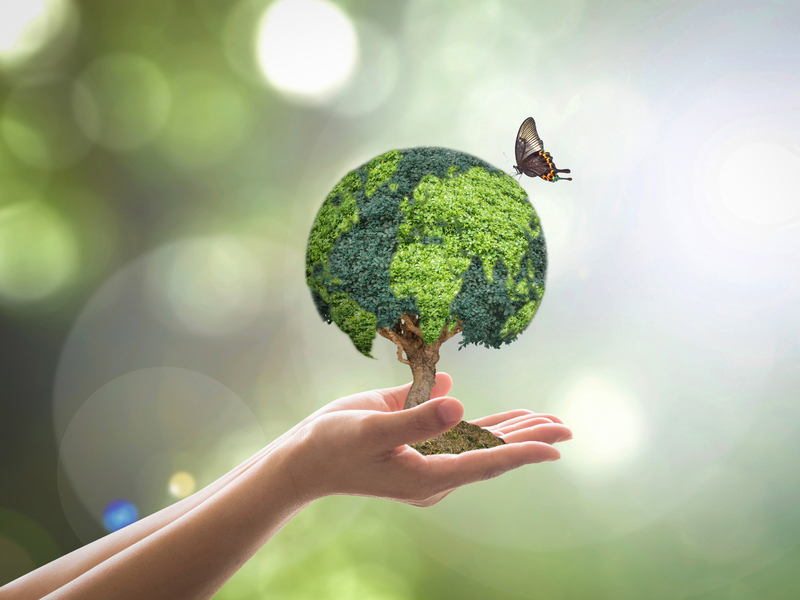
left=103, top=499, right=139, bottom=532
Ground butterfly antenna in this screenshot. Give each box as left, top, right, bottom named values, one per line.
left=502, top=152, right=515, bottom=175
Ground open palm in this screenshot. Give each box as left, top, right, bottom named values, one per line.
left=285, top=373, right=572, bottom=507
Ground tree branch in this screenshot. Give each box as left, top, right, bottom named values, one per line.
left=401, top=313, right=424, bottom=339
left=378, top=327, right=411, bottom=365
left=395, top=345, right=410, bottom=365
left=436, top=320, right=463, bottom=346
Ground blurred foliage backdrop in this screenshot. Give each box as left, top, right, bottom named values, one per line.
left=1, top=0, right=800, bottom=598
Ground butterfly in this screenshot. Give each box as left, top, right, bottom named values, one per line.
left=513, top=117, right=572, bottom=182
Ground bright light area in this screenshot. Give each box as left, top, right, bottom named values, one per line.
left=255, top=0, right=359, bottom=100
left=556, top=374, right=645, bottom=471
left=0, top=202, right=79, bottom=304
left=718, top=141, right=800, bottom=228
left=146, top=237, right=268, bottom=336
left=168, top=471, right=197, bottom=499
left=0, top=0, right=72, bottom=65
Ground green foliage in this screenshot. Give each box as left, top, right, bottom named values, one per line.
left=451, top=212, right=546, bottom=348
left=305, top=172, right=361, bottom=323
left=365, top=150, right=402, bottom=197
left=390, top=166, right=537, bottom=344
left=306, top=171, right=360, bottom=281
left=328, top=292, right=378, bottom=357
left=305, top=147, right=547, bottom=356
left=499, top=295, right=542, bottom=339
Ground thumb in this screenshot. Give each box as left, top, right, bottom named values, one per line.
left=367, top=397, right=464, bottom=450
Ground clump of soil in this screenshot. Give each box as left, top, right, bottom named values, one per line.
left=409, top=420, right=505, bottom=455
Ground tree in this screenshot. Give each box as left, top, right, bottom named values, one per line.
left=305, top=147, right=547, bottom=452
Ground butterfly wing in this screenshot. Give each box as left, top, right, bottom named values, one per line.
left=520, top=153, right=554, bottom=178
left=515, top=117, right=545, bottom=167
left=515, top=117, right=572, bottom=181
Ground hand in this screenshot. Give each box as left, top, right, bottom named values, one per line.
left=286, top=373, right=572, bottom=507
left=5, top=374, right=570, bottom=600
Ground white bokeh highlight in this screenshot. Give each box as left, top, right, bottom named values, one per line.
left=255, top=0, right=359, bottom=101
left=0, top=0, right=74, bottom=66
left=556, top=374, right=645, bottom=472
left=718, top=141, right=800, bottom=228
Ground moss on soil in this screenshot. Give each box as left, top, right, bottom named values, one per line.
left=409, top=420, right=505, bottom=455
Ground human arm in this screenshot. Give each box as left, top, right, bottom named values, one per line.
left=1, top=373, right=570, bottom=599
left=1, top=395, right=352, bottom=600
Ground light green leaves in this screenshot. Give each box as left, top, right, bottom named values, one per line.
left=390, top=167, right=535, bottom=344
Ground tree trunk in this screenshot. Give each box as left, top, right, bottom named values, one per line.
left=404, top=346, right=440, bottom=409
left=377, top=314, right=462, bottom=410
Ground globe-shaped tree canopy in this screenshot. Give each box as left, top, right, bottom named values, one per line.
left=306, top=147, right=547, bottom=359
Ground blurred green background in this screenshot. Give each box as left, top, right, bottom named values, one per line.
left=1, top=0, right=799, bottom=597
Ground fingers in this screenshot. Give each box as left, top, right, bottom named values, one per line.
left=429, top=372, right=454, bottom=400
left=499, top=422, right=572, bottom=445
left=423, top=442, right=561, bottom=493
left=469, top=410, right=564, bottom=428
left=491, top=415, right=560, bottom=435
left=380, top=372, right=453, bottom=412
left=468, top=409, right=533, bottom=427
left=489, top=416, right=553, bottom=434
left=364, top=396, right=463, bottom=450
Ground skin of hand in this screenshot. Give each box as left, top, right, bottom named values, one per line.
left=0, top=373, right=570, bottom=600
left=3, top=422, right=297, bottom=600
left=285, top=372, right=573, bottom=507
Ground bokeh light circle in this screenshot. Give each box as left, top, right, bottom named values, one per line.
left=0, top=200, right=80, bottom=304
left=102, top=499, right=139, bottom=532
left=156, top=71, right=251, bottom=167
left=0, top=0, right=76, bottom=67
left=45, top=230, right=382, bottom=558
left=57, top=367, right=267, bottom=544
left=168, top=471, right=197, bottom=499
left=52, top=235, right=296, bottom=445
left=718, top=141, right=800, bottom=228
left=145, top=236, right=270, bottom=337
left=72, top=53, right=171, bottom=151
left=255, top=0, right=359, bottom=101
left=555, top=373, right=645, bottom=472
left=1, top=80, right=92, bottom=169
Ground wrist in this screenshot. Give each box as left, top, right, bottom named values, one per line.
left=273, top=421, right=330, bottom=505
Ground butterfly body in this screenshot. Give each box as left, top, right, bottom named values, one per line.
left=514, top=117, right=572, bottom=182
